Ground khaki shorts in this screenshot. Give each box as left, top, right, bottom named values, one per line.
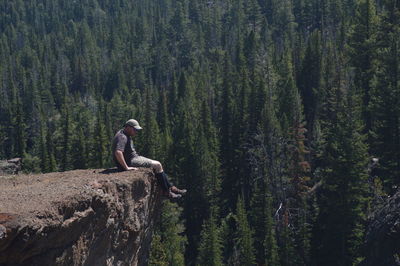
left=129, top=156, right=155, bottom=168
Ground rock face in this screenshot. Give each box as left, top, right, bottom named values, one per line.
left=363, top=190, right=400, bottom=266
left=0, top=169, right=161, bottom=266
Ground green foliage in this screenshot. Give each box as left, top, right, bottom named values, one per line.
left=93, top=101, right=109, bottom=168
left=157, top=201, right=187, bottom=266
left=264, top=195, right=280, bottom=266
left=149, top=234, right=169, bottom=266
left=348, top=0, right=379, bottom=136
left=196, top=214, right=223, bottom=266
left=234, top=196, right=256, bottom=266
left=311, top=84, right=370, bottom=265
left=369, top=0, right=400, bottom=193
left=0, top=1, right=397, bottom=264
left=22, top=153, right=41, bottom=173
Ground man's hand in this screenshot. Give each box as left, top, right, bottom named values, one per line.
left=115, top=150, right=134, bottom=171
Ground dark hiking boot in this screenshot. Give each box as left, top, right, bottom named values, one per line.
left=170, top=186, right=187, bottom=195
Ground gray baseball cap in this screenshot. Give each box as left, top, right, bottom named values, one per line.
left=125, top=119, right=142, bottom=130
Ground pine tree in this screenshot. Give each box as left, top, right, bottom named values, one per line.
left=93, top=100, right=109, bottom=168
left=311, top=83, right=370, bottom=266
left=140, top=85, right=161, bottom=159
left=234, top=196, right=256, bottom=266
left=277, top=50, right=300, bottom=133
left=73, top=123, right=88, bottom=169
left=249, top=179, right=280, bottom=265
left=46, top=121, right=57, bottom=172
left=286, top=78, right=311, bottom=265
left=196, top=213, right=223, bottom=266
left=60, top=102, right=72, bottom=171
left=369, top=0, right=400, bottom=193
left=264, top=194, right=280, bottom=266
left=297, top=30, right=322, bottom=131
left=157, top=89, right=173, bottom=169
left=196, top=99, right=222, bottom=211
left=11, top=84, right=26, bottom=158
left=158, top=201, right=187, bottom=266
left=149, top=234, right=168, bottom=266
left=39, top=118, right=49, bottom=172
left=234, top=42, right=252, bottom=201
left=170, top=71, right=201, bottom=263
left=348, top=0, right=379, bottom=137
left=60, top=101, right=73, bottom=171
left=220, top=54, right=239, bottom=211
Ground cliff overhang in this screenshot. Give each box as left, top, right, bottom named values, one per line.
left=0, top=169, right=161, bottom=266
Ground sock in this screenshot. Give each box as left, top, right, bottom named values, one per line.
left=155, top=172, right=171, bottom=192
left=162, top=172, right=173, bottom=189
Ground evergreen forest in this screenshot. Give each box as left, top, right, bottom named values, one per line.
left=0, top=0, right=399, bottom=265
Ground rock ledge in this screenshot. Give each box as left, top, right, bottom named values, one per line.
left=0, top=169, right=161, bottom=266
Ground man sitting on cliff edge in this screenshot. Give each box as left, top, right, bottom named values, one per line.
left=111, top=119, right=187, bottom=199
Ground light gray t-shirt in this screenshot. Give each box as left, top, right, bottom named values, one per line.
left=111, top=129, right=138, bottom=169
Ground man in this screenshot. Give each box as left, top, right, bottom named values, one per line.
left=112, top=119, right=186, bottom=199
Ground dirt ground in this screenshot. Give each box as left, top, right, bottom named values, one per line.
left=0, top=168, right=151, bottom=218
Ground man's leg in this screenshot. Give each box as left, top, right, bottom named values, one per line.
left=148, top=160, right=172, bottom=190
left=151, top=162, right=186, bottom=194
left=130, top=156, right=185, bottom=196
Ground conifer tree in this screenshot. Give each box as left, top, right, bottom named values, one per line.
left=249, top=182, right=266, bottom=263
left=234, top=196, right=256, bottom=266
left=286, top=76, right=311, bottom=265
left=157, top=89, right=173, bottom=168
left=72, top=114, right=88, bottom=170
left=39, top=118, right=49, bottom=173
left=369, top=0, right=400, bottom=193
left=264, top=194, right=280, bottom=266
left=278, top=217, right=296, bottom=266
left=348, top=0, right=379, bottom=136
left=277, top=50, right=300, bottom=133
left=196, top=213, right=223, bottom=266
left=93, top=100, right=109, bottom=168
left=311, top=82, right=370, bottom=266
left=11, top=84, right=26, bottom=158
left=198, top=99, right=221, bottom=209
left=158, top=201, right=187, bottom=266
left=297, top=30, right=322, bottom=131
left=46, top=122, right=57, bottom=172
left=220, top=55, right=239, bottom=211
left=55, top=82, right=73, bottom=171
left=235, top=42, right=252, bottom=200
left=149, top=234, right=168, bottom=266
left=249, top=179, right=280, bottom=265
left=170, top=71, right=201, bottom=263
left=60, top=102, right=73, bottom=171
left=140, top=85, right=161, bottom=159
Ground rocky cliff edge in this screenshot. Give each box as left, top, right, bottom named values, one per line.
left=0, top=169, right=161, bottom=266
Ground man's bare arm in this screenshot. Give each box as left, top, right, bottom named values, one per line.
left=115, top=150, right=136, bottom=171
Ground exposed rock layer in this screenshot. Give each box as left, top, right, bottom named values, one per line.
left=0, top=158, right=21, bottom=176
left=0, top=169, right=161, bottom=266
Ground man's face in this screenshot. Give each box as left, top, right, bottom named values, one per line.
left=129, top=126, right=137, bottom=136
left=125, top=126, right=137, bottom=136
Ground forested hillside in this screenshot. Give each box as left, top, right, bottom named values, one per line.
left=0, top=0, right=399, bottom=265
